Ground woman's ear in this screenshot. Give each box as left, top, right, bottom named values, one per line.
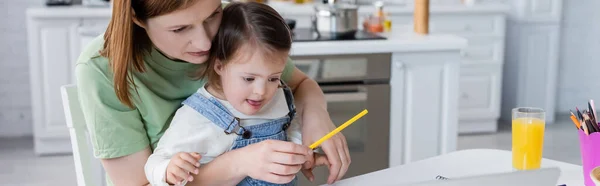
left=131, top=9, right=147, bottom=29
left=214, top=60, right=225, bottom=75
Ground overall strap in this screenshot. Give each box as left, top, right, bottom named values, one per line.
left=182, top=93, right=247, bottom=136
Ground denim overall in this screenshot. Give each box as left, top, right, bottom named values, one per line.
left=182, top=83, right=297, bottom=186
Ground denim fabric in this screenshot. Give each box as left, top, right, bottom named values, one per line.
left=181, top=82, right=297, bottom=186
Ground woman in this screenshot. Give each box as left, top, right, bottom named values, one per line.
left=75, top=0, right=350, bottom=185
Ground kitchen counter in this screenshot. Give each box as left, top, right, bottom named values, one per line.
left=291, top=32, right=467, bottom=56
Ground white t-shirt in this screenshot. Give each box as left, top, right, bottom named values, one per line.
left=144, top=86, right=302, bottom=186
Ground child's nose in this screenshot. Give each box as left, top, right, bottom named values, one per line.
left=253, top=84, right=266, bottom=96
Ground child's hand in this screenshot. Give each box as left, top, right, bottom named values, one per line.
left=301, top=152, right=330, bottom=182
left=166, top=152, right=202, bottom=185
left=238, top=140, right=311, bottom=184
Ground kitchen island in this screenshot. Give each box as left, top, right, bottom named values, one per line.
left=26, top=5, right=466, bottom=186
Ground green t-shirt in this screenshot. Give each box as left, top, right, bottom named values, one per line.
left=76, top=33, right=296, bottom=159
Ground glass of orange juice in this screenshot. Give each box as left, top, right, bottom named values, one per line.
left=512, top=107, right=546, bottom=170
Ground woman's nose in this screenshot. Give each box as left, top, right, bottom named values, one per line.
left=190, top=26, right=211, bottom=51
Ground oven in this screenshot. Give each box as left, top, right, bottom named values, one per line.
left=291, top=53, right=391, bottom=186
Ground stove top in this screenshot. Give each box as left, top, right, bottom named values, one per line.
left=291, top=28, right=387, bottom=42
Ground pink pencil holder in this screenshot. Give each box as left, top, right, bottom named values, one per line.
left=578, top=129, right=600, bottom=186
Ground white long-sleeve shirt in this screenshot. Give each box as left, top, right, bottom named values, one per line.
left=144, top=87, right=302, bottom=186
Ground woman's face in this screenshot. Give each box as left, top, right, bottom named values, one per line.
left=142, top=0, right=223, bottom=64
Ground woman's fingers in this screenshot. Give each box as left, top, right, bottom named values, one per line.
left=301, top=153, right=330, bottom=182
left=336, top=135, right=351, bottom=181
left=320, top=137, right=343, bottom=184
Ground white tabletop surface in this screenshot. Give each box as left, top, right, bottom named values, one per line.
left=329, top=149, right=583, bottom=186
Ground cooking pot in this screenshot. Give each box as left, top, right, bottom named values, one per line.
left=311, top=3, right=359, bottom=37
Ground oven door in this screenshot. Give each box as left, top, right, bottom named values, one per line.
left=297, top=83, right=390, bottom=186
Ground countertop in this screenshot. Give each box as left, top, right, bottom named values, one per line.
left=290, top=32, right=467, bottom=56
left=26, top=2, right=509, bottom=18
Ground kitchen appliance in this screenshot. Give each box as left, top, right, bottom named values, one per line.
left=292, top=28, right=386, bottom=41
left=46, top=0, right=72, bottom=6
left=312, top=2, right=359, bottom=37
left=290, top=53, right=391, bottom=186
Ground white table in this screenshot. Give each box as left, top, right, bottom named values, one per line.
left=331, top=149, right=583, bottom=186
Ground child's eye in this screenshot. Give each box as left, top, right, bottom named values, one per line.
left=243, top=77, right=255, bottom=82
left=269, top=78, right=280, bottom=82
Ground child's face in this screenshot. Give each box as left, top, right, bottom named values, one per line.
left=215, top=46, right=288, bottom=115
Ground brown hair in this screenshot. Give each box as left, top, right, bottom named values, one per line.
left=205, top=2, right=292, bottom=91
left=101, top=0, right=197, bottom=108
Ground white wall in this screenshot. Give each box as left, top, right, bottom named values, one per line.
left=0, top=0, right=44, bottom=137
left=557, top=0, right=600, bottom=113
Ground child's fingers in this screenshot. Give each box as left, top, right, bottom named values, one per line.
left=174, top=157, right=199, bottom=175
left=180, top=153, right=201, bottom=168
left=171, top=168, right=194, bottom=183
left=190, top=152, right=202, bottom=161
left=167, top=172, right=187, bottom=185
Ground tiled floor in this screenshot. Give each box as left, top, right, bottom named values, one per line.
left=0, top=118, right=583, bottom=186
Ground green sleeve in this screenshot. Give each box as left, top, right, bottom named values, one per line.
left=282, top=57, right=295, bottom=83
left=75, top=61, right=149, bottom=159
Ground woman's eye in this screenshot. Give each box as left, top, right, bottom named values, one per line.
left=244, top=77, right=255, bottom=82
left=269, top=78, right=280, bottom=82
left=171, top=26, right=187, bottom=33
left=205, top=11, right=221, bottom=22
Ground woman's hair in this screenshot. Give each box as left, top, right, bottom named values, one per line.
left=101, top=0, right=197, bottom=108
left=205, top=2, right=293, bottom=91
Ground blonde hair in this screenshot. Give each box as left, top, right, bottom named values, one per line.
left=100, top=0, right=197, bottom=108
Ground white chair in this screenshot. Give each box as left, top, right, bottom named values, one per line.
left=61, top=85, right=106, bottom=186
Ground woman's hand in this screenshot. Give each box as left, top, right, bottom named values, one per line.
left=301, top=109, right=352, bottom=184
left=285, top=67, right=352, bottom=184
left=238, top=139, right=311, bottom=184
left=301, top=152, right=329, bottom=182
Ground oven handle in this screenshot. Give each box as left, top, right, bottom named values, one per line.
left=322, top=85, right=367, bottom=102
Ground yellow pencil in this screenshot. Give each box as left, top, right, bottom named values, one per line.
left=309, top=109, right=368, bottom=149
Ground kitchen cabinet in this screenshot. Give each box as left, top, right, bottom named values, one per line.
left=390, top=51, right=460, bottom=167
left=501, top=0, right=563, bottom=124
left=26, top=7, right=110, bottom=155
left=389, top=7, right=507, bottom=134
left=458, top=64, right=502, bottom=133
left=27, top=15, right=83, bottom=155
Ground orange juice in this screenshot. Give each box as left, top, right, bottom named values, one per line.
left=512, top=117, right=545, bottom=170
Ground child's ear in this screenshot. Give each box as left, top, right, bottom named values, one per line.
left=213, top=60, right=224, bottom=75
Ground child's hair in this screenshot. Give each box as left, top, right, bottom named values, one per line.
left=204, top=2, right=293, bottom=91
